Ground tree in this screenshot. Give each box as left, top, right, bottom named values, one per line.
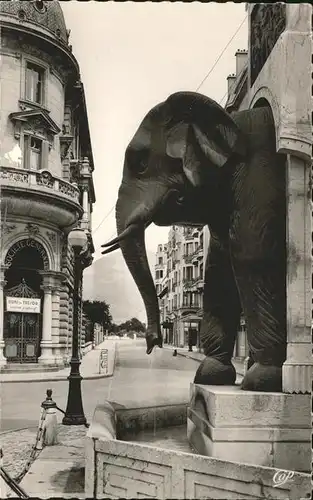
left=129, top=317, right=146, bottom=333
left=82, top=300, right=112, bottom=331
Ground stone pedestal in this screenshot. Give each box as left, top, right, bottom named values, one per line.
left=187, top=384, right=311, bottom=473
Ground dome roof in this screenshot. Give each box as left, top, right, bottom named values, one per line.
left=0, top=0, right=68, bottom=44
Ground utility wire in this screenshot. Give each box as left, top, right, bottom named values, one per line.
left=195, top=13, right=248, bottom=93
left=92, top=205, right=115, bottom=235
left=92, top=14, right=247, bottom=244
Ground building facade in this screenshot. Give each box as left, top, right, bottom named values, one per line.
left=156, top=225, right=210, bottom=349
left=0, top=0, right=95, bottom=368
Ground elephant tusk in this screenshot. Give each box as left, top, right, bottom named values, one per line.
left=101, top=243, right=120, bottom=255
left=101, top=223, right=141, bottom=248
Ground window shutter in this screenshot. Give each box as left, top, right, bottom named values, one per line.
left=41, top=140, right=49, bottom=170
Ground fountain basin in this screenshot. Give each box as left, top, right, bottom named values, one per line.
left=85, top=401, right=310, bottom=499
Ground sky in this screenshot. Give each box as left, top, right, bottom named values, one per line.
left=61, top=1, right=248, bottom=262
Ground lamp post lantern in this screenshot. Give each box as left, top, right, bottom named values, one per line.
left=62, top=227, right=88, bottom=426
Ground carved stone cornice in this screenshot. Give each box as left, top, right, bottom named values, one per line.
left=9, top=108, right=61, bottom=140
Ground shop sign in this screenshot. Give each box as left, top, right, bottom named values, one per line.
left=6, top=297, right=41, bottom=314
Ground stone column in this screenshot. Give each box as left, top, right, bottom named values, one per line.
left=0, top=275, right=8, bottom=366
left=80, top=185, right=90, bottom=230
left=39, top=284, right=54, bottom=364
left=282, top=154, right=312, bottom=393
left=51, top=286, right=63, bottom=365
left=82, top=187, right=89, bottom=220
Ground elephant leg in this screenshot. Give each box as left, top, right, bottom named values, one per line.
left=233, top=260, right=286, bottom=392
left=194, top=235, right=242, bottom=385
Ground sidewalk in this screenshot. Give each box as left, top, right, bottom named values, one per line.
left=19, top=425, right=86, bottom=499
left=0, top=340, right=116, bottom=384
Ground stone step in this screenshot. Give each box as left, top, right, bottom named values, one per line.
left=0, top=363, right=60, bottom=373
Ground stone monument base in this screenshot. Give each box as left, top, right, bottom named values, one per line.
left=187, top=384, right=311, bottom=473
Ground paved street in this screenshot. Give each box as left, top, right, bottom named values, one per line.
left=1, top=339, right=199, bottom=433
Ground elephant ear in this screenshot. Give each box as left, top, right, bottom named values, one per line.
left=165, top=91, right=247, bottom=187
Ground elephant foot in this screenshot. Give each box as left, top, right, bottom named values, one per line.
left=146, top=334, right=162, bottom=355
left=194, top=357, right=236, bottom=385
left=241, top=363, right=282, bottom=392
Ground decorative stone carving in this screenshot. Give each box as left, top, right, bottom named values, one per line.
left=10, top=109, right=60, bottom=143
left=32, top=1, right=47, bottom=14
left=46, top=231, right=57, bottom=250
left=17, top=9, right=27, bottom=20
left=69, top=160, right=81, bottom=183
left=36, top=170, right=54, bottom=188
left=0, top=168, right=29, bottom=184
left=26, top=223, right=39, bottom=236
left=1, top=223, right=16, bottom=234
left=250, top=4, right=286, bottom=86
left=60, top=135, right=74, bottom=160
left=5, top=238, right=50, bottom=270
left=59, top=179, right=79, bottom=201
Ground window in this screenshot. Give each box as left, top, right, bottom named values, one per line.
left=23, top=136, right=42, bottom=170
left=158, top=257, right=163, bottom=265
left=186, top=243, right=193, bottom=255
left=185, top=266, right=193, bottom=281
left=25, top=62, right=44, bottom=104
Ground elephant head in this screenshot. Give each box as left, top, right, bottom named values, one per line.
left=102, top=91, right=247, bottom=354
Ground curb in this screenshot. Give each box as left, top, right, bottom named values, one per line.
left=176, top=351, right=205, bottom=362
left=0, top=343, right=117, bottom=383
left=175, top=350, right=245, bottom=378
left=0, top=372, right=114, bottom=384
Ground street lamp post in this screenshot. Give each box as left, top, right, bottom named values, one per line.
left=63, top=227, right=88, bottom=426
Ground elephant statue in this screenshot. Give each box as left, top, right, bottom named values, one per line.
left=102, top=91, right=286, bottom=392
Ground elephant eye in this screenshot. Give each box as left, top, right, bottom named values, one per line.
left=127, top=147, right=149, bottom=176
left=176, top=195, right=185, bottom=205
left=137, top=159, right=148, bottom=175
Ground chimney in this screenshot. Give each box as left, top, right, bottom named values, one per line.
left=235, top=49, right=248, bottom=77
left=227, top=74, right=236, bottom=98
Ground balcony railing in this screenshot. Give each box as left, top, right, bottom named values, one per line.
left=191, top=246, right=204, bottom=261
left=183, top=276, right=204, bottom=289
left=1, top=166, right=80, bottom=203
left=183, top=253, right=193, bottom=263
left=183, top=278, right=196, bottom=289
left=180, top=302, right=200, bottom=310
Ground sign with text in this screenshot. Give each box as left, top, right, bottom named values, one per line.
left=99, top=349, right=108, bottom=374
left=6, top=297, right=41, bottom=314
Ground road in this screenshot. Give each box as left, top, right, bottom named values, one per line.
left=1, top=339, right=199, bottom=433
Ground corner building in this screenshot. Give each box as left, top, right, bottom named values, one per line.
left=0, top=0, right=95, bottom=368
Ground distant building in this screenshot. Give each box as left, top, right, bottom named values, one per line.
left=155, top=225, right=210, bottom=349
left=0, top=0, right=95, bottom=369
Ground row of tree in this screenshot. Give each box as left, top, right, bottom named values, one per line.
left=82, top=299, right=146, bottom=340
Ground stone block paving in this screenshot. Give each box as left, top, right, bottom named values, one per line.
left=1, top=427, right=37, bottom=480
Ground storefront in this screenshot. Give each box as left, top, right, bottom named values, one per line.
left=0, top=236, right=67, bottom=366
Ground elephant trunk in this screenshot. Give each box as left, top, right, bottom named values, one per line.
left=116, top=199, right=162, bottom=354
